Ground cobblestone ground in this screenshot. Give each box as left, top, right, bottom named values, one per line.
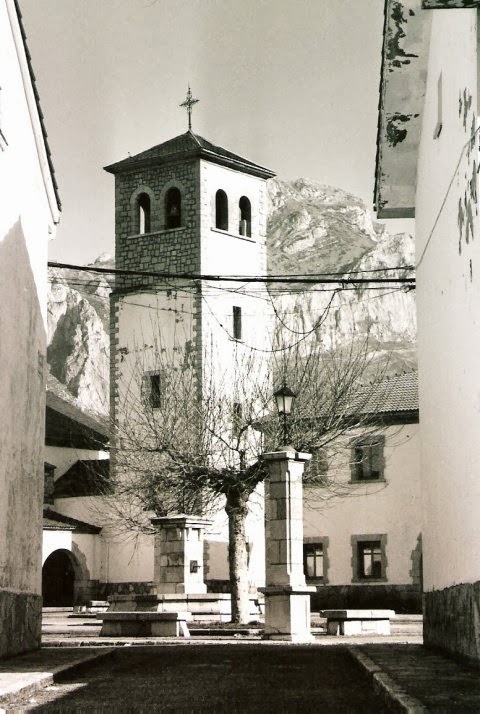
left=7, top=644, right=387, bottom=712
left=362, top=644, right=480, bottom=711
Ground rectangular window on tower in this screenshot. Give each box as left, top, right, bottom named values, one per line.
left=232, top=402, right=243, bottom=437
left=233, top=306, right=242, bottom=340
left=143, top=373, right=162, bottom=409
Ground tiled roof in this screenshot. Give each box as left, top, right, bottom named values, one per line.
left=104, top=130, right=275, bottom=179
left=43, top=508, right=102, bottom=534
left=54, top=459, right=110, bottom=498
left=356, top=371, right=418, bottom=418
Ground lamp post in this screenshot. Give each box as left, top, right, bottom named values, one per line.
left=261, top=384, right=314, bottom=642
left=273, top=385, right=296, bottom=447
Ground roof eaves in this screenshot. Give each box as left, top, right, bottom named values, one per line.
left=12, top=0, right=61, bottom=215
left=373, top=0, right=390, bottom=213
left=43, top=508, right=102, bottom=534
left=46, top=390, right=109, bottom=439
left=199, top=148, right=275, bottom=179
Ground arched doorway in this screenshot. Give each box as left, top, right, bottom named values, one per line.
left=42, top=549, right=77, bottom=606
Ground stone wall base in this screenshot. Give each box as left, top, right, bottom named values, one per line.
left=310, top=584, right=422, bottom=614
left=424, top=580, right=480, bottom=665
left=98, top=581, right=154, bottom=599
left=0, top=589, right=42, bottom=658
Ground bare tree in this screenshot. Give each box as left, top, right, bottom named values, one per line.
left=96, top=312, right=392, bottom=624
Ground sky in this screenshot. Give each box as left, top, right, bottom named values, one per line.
left=21, top=0, right=412, bottom=265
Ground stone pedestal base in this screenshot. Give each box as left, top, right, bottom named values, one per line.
left=260, top=586, right=316, bottom=643
left=106, top=592, right=264, bottom=623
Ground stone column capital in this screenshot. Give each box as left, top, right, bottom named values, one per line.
left=262, top=450, right=312, bottom=464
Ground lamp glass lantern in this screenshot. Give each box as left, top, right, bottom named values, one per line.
left=273, top=385, right=296, bottom=446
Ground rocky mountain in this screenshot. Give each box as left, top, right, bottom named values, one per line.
left=267, top=179, right=416, bottom=375
left=47, top=254, right=113, bottom=416
left=46, top=179, right=416, bottom=416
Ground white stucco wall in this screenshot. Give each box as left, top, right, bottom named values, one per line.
left=416, top=9, right=480, bottom=592
left=0, top=0, right=59, bottom=655
left=199, top=160, right=268, bottom=277
left=42, top=530, right=73, bottom=563
left=303, top=424, right=421, bottom=586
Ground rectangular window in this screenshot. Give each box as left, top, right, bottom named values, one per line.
left=232, top=402, right=243, bottom=436
left=303, top=537, right=329, bottom=582
left=149, top=373, right=162, bottom=409
left=358, top=541, right=382, bottom=579
left=304, top=543, right=324, bottom=580
left=351, top=534, right=387, bottom=582
left=350, top=435, right=385, bottom=481
left=233, top=306, right=242, bottom=340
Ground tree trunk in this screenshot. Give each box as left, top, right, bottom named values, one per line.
left=225, top=491, right=250, bottom=624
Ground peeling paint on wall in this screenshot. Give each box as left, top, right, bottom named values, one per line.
left=422, top=1, right=480, bottom=8
left=457, top=89, right=478, bottom=255
left=387, top=1, right=419, bottom=67
left=374, top=0, right=430, bottom=217
left=386, top=112, right=420, bottom=146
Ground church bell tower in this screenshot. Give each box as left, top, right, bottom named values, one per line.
left=104, top=93, right=275, bottom=487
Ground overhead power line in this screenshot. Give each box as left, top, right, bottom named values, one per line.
left=48, top=261, right=416, bottom=287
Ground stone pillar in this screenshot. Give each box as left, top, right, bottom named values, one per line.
left=260, top=449, right=315, bottom=642
left=150, top=515, right=212, bottom=595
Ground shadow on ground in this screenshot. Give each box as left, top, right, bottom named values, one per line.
left=9, top=644, right=386, bottom=712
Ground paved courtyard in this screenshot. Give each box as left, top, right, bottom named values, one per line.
left=3, top=644, right=387, bottom=712
left=2, top=612, right=480, bottom=710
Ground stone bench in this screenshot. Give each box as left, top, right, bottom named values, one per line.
left=321, top=609, right=395, bottom=636
left=97, top=611, right=190, bottom=638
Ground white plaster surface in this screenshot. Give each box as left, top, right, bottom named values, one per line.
left=415, top=9, right=480, bottom=591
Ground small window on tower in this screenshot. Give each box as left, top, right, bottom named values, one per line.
left=137, top=193, right=151, bottom=234
left=239, top=196, right=251, bottom=237
left=233, top=306, right=242, bottom=340
left=148, top=373, right=162, bottom=409
left=232, top=401, right=243, bottom=436
left=165, top=187, right=182, bottom=229
left=215, top=189, right=229, bottom=230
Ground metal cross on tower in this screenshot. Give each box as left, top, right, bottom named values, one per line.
left=180, top=86, right=199, bottom=131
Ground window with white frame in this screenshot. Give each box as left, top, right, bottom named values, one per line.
left=351, top=534, right=387, bottom=582
left=303, top=537, right=329, bottom=582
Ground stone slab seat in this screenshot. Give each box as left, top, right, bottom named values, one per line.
left=320, top=609, right=395, bottom=636
left=97, top=611, right=190, bottom=638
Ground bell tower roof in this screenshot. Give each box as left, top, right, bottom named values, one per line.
left=104, top=130, right=275, bottom=180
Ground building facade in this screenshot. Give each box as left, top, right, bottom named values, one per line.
left=43, top=390, right=108, bottom=606
left=376, top=0, right=480, bottom=661
left=304, top=372, right=422, bottom=613
left=0, top=0, right=60, bottom=656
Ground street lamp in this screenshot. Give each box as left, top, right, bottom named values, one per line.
left=273, top=385, right=296, bottom=447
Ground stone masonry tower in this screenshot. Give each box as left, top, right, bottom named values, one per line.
left=104, top=125, right=275, bottom=572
